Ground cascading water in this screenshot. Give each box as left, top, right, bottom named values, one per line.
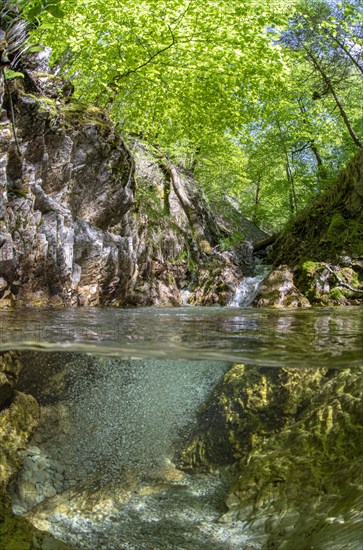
left=229, top=261, right=271, bottom=307
left=180, top=289, right=192, bottom=305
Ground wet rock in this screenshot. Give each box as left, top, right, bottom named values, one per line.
left=179, top=364, right=326, bottom=470
left=181, top=363, right=363, bottom=549
left=0, top=350, right=74, bottom=549
left=253, top=265, right=311, bottom=308
left=0, top=72, right=136, bottom=307
left=189, top=252, right=243, bottom=306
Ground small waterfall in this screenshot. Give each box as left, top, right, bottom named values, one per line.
left=229, top=262, right=270, bottom=307
left=180, top=289, right=192, bottom=305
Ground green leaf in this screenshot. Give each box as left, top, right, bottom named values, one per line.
left=4, top=69, right=24, bottom=80
left=27, top=46, right=44, bottom=53
left=45, top=4, right=65, bottom=18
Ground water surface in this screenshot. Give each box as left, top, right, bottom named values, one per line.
left=2, top=306, right=363, bottom=549
left=1, top=306, right=362, bottom=366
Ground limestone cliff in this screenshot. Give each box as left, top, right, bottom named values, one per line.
left=0, top=51, right=265, bottom=308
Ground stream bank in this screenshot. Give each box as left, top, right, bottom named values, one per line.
left=254, top=148, right=363, bottom=307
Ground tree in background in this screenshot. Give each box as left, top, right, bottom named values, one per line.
left=15, top=0, right=363, bottom=234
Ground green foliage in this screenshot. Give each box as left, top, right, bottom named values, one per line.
left=19, top=0, right=363, bottom=234
left=19, top=0, right=65, bottom=21
left=3, top=68, right=24, bottom=79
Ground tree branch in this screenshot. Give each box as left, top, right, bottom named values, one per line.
left=114, top=25, right=175, bottom=82
left=323, top=264, right=363, bottom=293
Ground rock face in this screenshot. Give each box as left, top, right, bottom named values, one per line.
left=179, top=364, right=363, bottom=549
left=253, top=265, right=310, bottom=308
left=0, top=53, right=264, bottom=308
left=0, top=54, right=136, bottom=308
left=0, top=352, right=73, bottom=550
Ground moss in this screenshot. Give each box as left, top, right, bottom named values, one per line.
left=326, top=211, right=347, bottom=241
left=329, top=287, right=346, bottom=301
left=337, top=267, right=360, bottom=288
left=300, top=261, right=319, bottom=276
left=36, top=96, right=112, bottom=135
left=10, top=188, right=28, bottom=199
left=347, top=219, right=363, bottom=257
left=61, top=102, right=111, bottom=130
left=0, top=501, right=74, bottom=549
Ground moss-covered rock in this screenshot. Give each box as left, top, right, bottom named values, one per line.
left=180, top=363, right=363, bottom=549
left=179, top=365, right=326, bottom=470
left=227, top=367, right=363, bottom=549
left=294, top=260, right=363, bottom=305
left=271, top=149, right=363, bottom=298
left=253, top=265, right=311, bottom=308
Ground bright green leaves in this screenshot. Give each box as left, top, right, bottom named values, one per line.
left=3, top=68, right=24, bottom=80
left=21, top=0, right=361, bottom=231
left=27, top=0, right=294, bottom=147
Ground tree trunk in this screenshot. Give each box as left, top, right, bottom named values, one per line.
left=306, top=48, right=362, bottom=148
left=158, top=156, right=209, bottom=248
left=326, top=31, right=363, bottom=75
left=253, top=175, right=261, bottom=223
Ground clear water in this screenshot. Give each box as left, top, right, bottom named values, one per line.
left=2, top=306, right=363, bottom=549
left=0, top=306, right=362, bottom=366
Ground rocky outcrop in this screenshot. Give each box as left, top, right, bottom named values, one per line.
left=0, top=52, right=264, bottom=308
left=253, top=265, right=310, bottom=308
left=0, top=55, right=136, bottom=307
left=179, top=364, right=363, bottom=549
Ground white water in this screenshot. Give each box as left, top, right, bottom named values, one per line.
left=229, top=262, right=271, bottom=307
left=180, top=289, right=192, bottom=305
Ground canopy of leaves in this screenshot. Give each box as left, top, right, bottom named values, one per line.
left=19, top=0, right=363, bottom=233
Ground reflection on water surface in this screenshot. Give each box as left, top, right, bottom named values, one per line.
left=0, top=306, right=362, bottom=366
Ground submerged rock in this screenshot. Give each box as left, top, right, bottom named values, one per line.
left=180, top=363, right=363, bottom=549
left=0, top=352, right=73, bottom=550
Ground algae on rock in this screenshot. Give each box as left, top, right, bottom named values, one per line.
left=179, top=363, right=363, bottom=549
left=0, top=352, right=74, bottom=550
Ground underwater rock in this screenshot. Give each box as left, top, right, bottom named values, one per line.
left=179, top=364, right=326, bottom=470
left=180, top=363, right=363, bottom=549
left=0, top=351, right=73, bottom=549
